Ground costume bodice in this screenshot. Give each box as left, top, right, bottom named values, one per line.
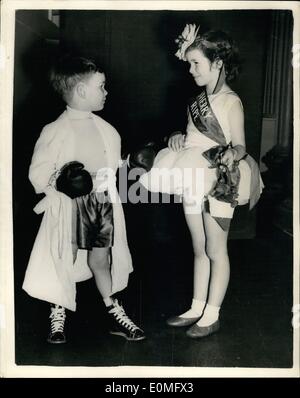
left=185, top=87, right=242, bottom=150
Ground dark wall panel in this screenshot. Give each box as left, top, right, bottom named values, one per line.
left=60, top=10, right=270, bottom=156
left=60, top=10, right=271, bottom=238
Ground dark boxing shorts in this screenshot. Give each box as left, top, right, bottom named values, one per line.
left=72, top=191, right=114, bottom=250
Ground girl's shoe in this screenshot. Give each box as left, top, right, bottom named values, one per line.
left=166, top=315, right=201, bottom=327
left=186, top=320, right=220, bottom=338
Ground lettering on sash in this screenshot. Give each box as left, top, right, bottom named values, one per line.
left=188, top=88, right=227, bottom=146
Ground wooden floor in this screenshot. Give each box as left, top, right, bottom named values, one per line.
left=14, top=199, right=293, bottom=369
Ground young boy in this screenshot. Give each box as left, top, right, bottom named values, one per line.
left=22, top=56, right=145, bottom=343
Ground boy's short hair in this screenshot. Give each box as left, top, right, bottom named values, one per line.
left=50, top=55, right=102, bottom=102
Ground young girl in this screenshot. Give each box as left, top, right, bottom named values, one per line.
left=140, top=24, right=263, bottom=338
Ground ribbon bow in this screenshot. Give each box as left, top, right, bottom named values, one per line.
left=175, top=24, right=200, bottom=61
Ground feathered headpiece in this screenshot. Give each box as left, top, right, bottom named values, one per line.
left=175, top=24, right=200, bottom=61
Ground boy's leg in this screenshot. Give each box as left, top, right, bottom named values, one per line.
left=88, top=247, right=145, bottom=341
left=88, top=247, right=112, bottom=299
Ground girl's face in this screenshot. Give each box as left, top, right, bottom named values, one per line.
left=186, top=48, right=220, bottom=89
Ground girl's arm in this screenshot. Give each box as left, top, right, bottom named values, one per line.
left=221, top=100, right=247, bottom=168
left=167, top=106, right=189, bottom=152
left=168, top=131, right=185, bottom=152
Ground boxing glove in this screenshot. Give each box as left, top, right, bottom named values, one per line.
left=56, top=161, right=93, bottom=199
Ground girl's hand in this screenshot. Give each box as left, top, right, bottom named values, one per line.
left=221, top=148, right=237, bottom=170
left=168, top=131, right=185, bottom=152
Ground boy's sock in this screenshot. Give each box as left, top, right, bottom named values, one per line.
left=196, top=303, right=220, bottom=327
left=103, top=296, right=114, bottom=307
left=179, top=299, right=206, bottom=318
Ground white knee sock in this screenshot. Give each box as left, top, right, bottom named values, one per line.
left=179, top=299, right=206, bottom=318
left=196, top=303, right=220, bottom=327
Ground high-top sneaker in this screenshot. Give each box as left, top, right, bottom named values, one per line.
left=47, top=304, right=66, bottom=344
left=108, top=300, right=145, bottom=341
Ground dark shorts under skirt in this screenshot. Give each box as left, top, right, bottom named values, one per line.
left=72, top=191, right=114, bottom=250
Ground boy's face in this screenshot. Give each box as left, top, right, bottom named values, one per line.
left=83, top=72, right=107, bottom=111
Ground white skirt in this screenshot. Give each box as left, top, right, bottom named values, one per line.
left=139, top=146, right=251, bottom=217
